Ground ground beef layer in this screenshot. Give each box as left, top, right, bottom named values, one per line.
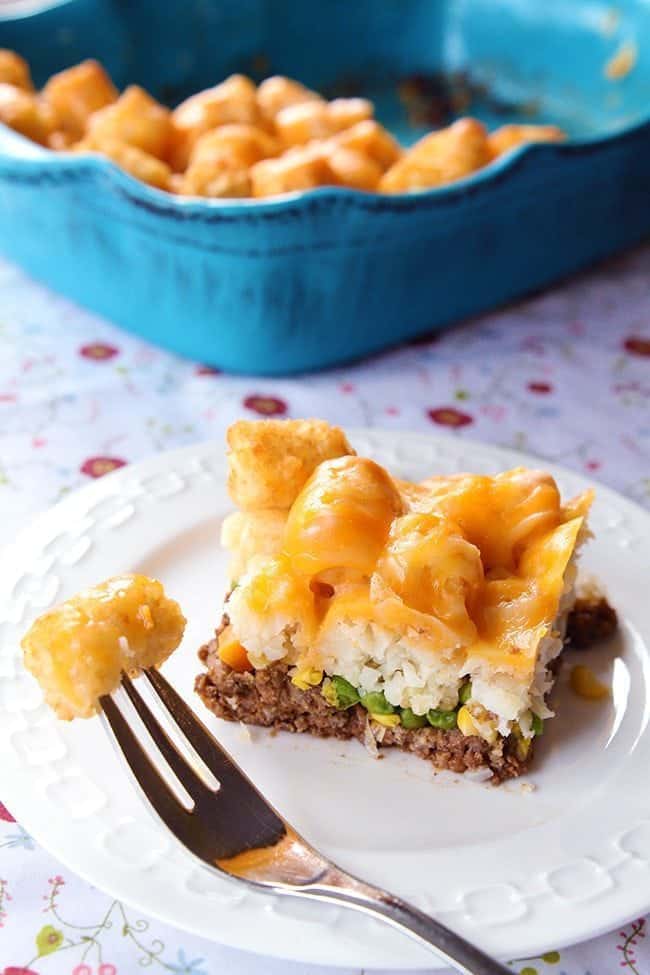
left=566, top=596, right=618, bottom=649
left=195, top=639, right=530, bottom=782
left=194, top=593, right=617, bottom=784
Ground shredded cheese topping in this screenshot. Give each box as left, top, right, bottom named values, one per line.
left=228, top=456, right=591, bottom=683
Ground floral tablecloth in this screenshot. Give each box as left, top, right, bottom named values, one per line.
left=1, top=248, right=649, bottom=975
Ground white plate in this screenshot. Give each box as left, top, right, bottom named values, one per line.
left=1, top=430, right=649, bottom=970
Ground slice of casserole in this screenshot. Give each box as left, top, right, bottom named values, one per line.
left=196, top=419, right=593, bottom=780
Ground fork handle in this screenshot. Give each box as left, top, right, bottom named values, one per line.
left=306, top=867, right=511, bottom=975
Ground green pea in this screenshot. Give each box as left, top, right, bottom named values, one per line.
left=458, top=680, right=472, bottom=705
left=359, top=690, right=395, bottom=715
left=531, top=714, right=544, bottom=736
left=427, top=708, right=458, bottom=730
left=400, top=707, right=427, bottom=729
left=322, top=676, right=360, bottom=710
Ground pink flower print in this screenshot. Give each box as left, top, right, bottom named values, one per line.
left=427, top=407, right=473, bottom=428
left=99, top=965, right=117, bottom=975
left=0, top=801, right=15, bottom=822
left=3, top=968, right=40, bottom=975
left=243, top=395, right=287, bottom=417
left=339, top=382, right=355, bottom=394
left=617, top=917, right=646, bottom=971
left=624, top=336, right=650, bottom=357
left=527, top=381, right=553, bottom=394
left=72, top=966, right=92, bottom=975
left=385, top=406, right=399, bottom=416
left=79, top=342, right=119, bottom=361
left=585, top=459, right=601, bottom=471
left=195, top=364, right=221, bottom=376
left=80, top=457, right=127, bottom=479
left=0, top=393, right=16, bottom=403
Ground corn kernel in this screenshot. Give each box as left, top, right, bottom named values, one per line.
left=457, top=705, right=479, bottom=737
left=370, top=713, right=401, bottom=728
left=516, top=736, right=532, bottom=761
left=570, top=665, right=609, bottom=700
left=290, top=667, right=323, bottom=690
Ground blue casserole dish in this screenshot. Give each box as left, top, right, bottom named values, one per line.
left=1, top=0, right=650, bottom=375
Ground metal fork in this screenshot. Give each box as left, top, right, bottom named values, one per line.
left=100, top=669, right=511, bottom=975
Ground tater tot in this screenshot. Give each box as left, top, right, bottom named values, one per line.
left=275, top=97, right=374, bottom=148
left=0, top=49, right=33, bottom=91
left=274, top=101, right=333, bottom=146
left=250, top=146, right=333, bottom=197
left=221, top=509, right=288, bottom=580
left=170, top=74, right=259, bottom=170
left=380, top=118, right=489, bottom=193
left=330, top=119, right=402, bottom=170
left=0, top=83, right=54, bottom=144
left=227, top=418, right=354, bottom=510
left=86, top=85, right=172, bottom=160
left=327, top=97, right=373, bottom=132
left=76, top=137, right=171, bottom=190
left=22, top=574, right=186, bottom=720
left=189, top=123, right=280, bottom=167
left=42, top=59, right=118, bottom=139
left=180, top=158, right=251, bottom=198
left=487, top=124, right=566, bottom=160
left=324, top=145, right=382, bottom=191
left=257, top=75, right=323, bottom=124
left=29, top=58, right=571, bottom=202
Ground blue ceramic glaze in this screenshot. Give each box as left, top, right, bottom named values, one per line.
left=1, top=0, right=650, bottom=375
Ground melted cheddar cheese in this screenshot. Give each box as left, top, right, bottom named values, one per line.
left=283, top=456, right=404, bottom=576
left=224, top=452, right=591, bottom=685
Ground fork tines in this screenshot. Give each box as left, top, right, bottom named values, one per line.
left=100, top=668, right=287, bottom=863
